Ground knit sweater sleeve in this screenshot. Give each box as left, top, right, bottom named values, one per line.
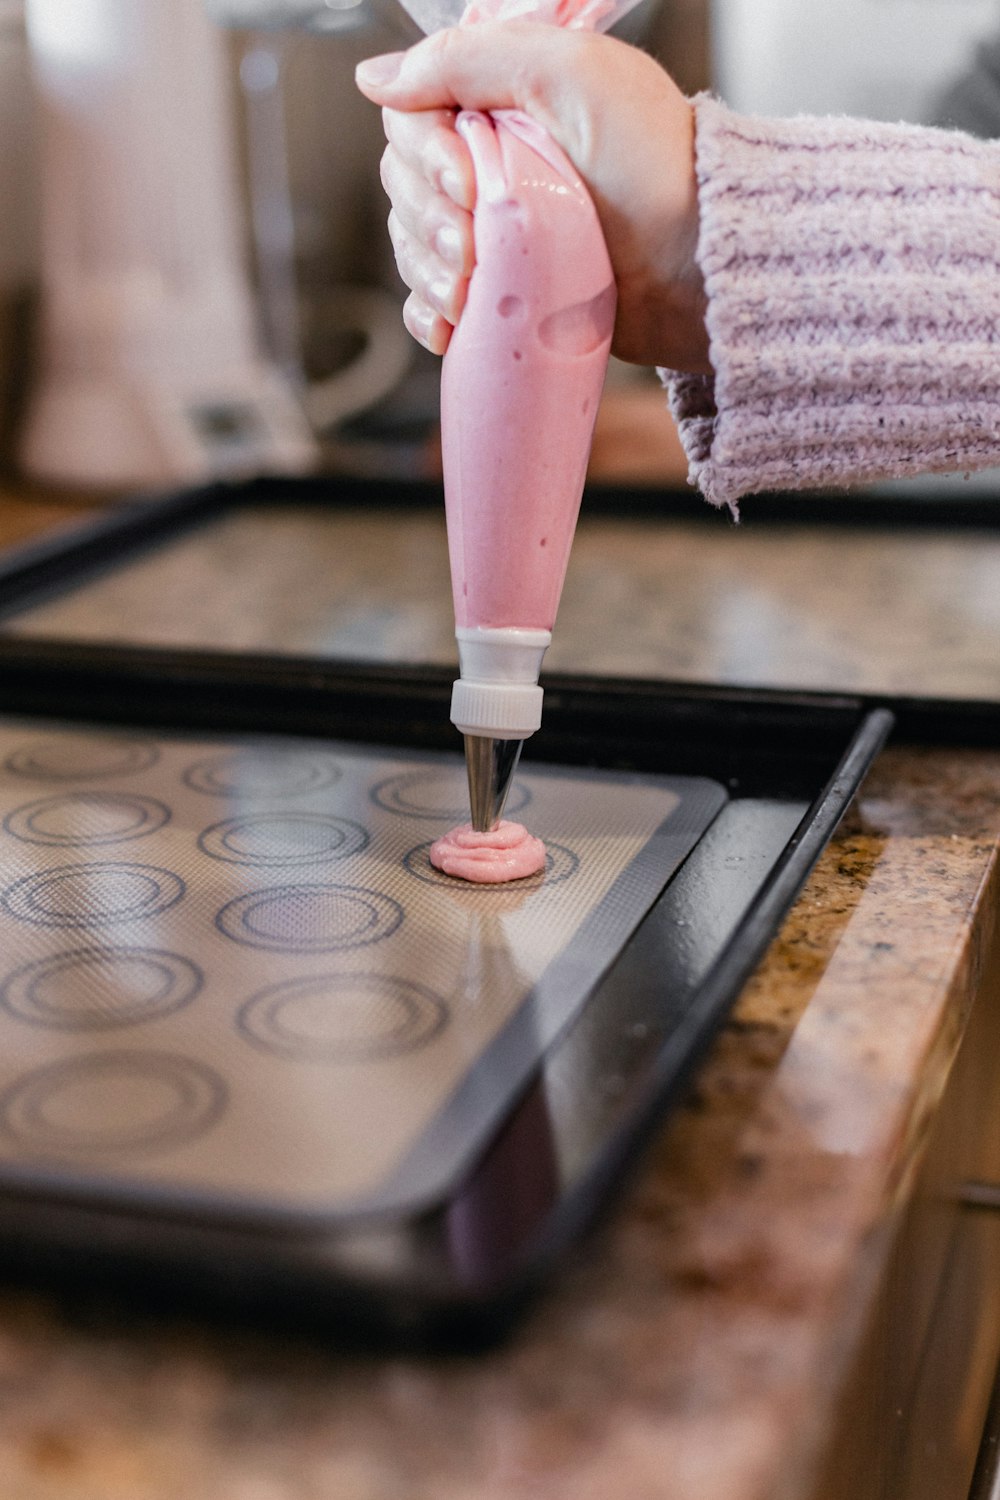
left=659, top=93, right=1000, bottom=513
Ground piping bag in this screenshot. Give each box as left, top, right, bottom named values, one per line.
left=398, top=0, right=644, bottom=831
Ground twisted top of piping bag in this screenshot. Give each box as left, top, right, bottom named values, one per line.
left=397, top=0, right=644, bottom=41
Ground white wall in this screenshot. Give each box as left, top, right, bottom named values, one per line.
left=711, top=0, right=999, bottom=123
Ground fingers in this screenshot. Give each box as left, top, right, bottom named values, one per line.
left=357, top=24, right=589, bottom=361
left=382, top=107, right=475, bottom=211
left=355, top=21, right=585, bottom=125
left=387, top=203, right=468, bottom=323
left=380, top=149, right=471, bottom=271
left=357, top=26, right=707, bottom=371
left=356, top=25, right=644, bottom=207
left=373, top=105, right=477, bottom=353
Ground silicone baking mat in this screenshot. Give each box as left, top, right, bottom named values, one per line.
left=0, top=717, right=724, bottom=1225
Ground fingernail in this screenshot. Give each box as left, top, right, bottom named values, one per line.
left=405, top=299, right=437, bottom=348
left=355, top=52, right=405, bottom=88
left=428, top=275, right=455, bottom=318
left=435, top=224, right=464, bottom=267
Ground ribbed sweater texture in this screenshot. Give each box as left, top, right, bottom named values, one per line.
left=660, top=94, right=1000, bottom=513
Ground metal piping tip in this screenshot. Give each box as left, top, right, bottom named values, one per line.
left=464, top=734, right=523, bottom=833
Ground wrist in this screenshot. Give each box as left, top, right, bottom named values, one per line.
left=610, top=96, right=708, bottom=372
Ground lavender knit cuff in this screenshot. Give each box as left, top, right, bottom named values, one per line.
left=660, top=93, right=1000, bottom=512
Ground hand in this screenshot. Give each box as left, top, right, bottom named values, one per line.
left=355, top=22, right=710, bottom=372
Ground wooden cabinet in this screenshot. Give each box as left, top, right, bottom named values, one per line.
left=815, top=906, right=1000, bottom=1499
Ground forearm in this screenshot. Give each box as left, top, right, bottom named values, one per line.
left=663, top=95, right=1000, bottom=512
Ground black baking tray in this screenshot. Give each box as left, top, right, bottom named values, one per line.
left=0, top=475, right=912, bottom=1343
left=2, top=470, right=1000, bottom=745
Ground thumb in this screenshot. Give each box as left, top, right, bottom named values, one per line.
left=355, top=22, right=578, bottom=123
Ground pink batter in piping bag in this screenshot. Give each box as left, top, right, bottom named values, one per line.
left=443, top=108, right=616, bottom=829
left=398, top=0, right=643, bottom=832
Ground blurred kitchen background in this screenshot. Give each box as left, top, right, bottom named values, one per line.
left=1, top=0, right=998, bottom=497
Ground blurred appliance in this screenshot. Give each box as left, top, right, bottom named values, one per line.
left=19, top=0, right=321, bottom=491
left=0, top=2, right=36, bottom=457
left=206, top=0, right=379, bottom=24
left=0, top=5, right=34, bottom=288
left=216, top=2, right=420, bottom=467
left=0, top=2, right=35, bottom=312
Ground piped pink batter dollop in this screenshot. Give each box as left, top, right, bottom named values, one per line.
left=429, top=820, right=547, bottom=883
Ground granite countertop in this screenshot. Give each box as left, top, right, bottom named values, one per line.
left=0, top=480, right=997, bottom=1500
